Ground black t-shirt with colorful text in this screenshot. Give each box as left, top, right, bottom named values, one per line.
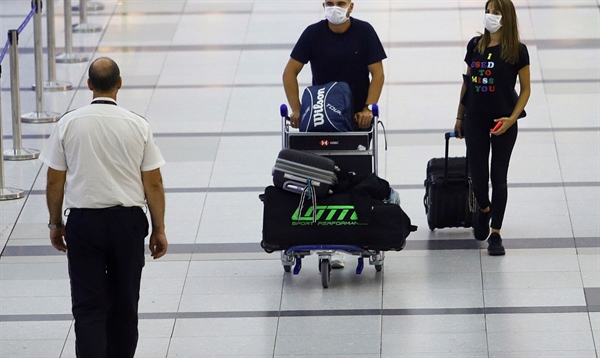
left=291, top=18, right=387, bottom=115
left=464, top=36, right=529, bottom=119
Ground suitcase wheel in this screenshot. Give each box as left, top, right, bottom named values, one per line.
left=260, top=240, right=275, bottom=254
left=427, top=220, right=435, bottom=231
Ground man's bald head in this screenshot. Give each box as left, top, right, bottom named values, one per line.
left=88, top=57, right=121, bottom=94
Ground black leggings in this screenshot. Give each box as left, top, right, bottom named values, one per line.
left=464, top=116, right=518, bottom=230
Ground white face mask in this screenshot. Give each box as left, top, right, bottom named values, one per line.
left=325, top=6, right=349, bottom=25
left=483, top=13, right=502, bottom=33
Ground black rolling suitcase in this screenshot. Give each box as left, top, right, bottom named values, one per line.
left=423, top=132, right=476, bottom=231
left=272, top=148, right=338, bottom=198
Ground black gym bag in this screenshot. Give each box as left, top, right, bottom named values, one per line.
left=260, top=186, right=416, bottom=252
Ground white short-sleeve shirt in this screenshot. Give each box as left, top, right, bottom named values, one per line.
left=39, top=98, right=166, bottom=209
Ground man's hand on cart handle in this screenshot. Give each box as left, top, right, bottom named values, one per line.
left=289, top=111, right=300, bottom=128
left=355, top=108, right=373, bottom=129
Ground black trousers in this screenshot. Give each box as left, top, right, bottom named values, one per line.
left=66, top=206, right=148, bottom=358
left=464, top=116, right=518, bottom=230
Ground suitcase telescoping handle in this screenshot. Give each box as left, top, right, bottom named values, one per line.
left=443, top=131, right=457, bottom=163
left=443, top=132, right=468, bottom=180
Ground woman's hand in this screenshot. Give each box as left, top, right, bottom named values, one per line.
left=490, top=117, right=515, bottom=136
left=454, top=119, right=464, bottom=138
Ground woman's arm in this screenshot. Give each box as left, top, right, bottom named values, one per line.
left=454, top=67, right=471, bottom=138
left=492, top=65, right=531, bottom=136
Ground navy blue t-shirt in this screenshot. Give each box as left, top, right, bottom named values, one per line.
left=291, top=18, right=387, bottom=115
left=464, top=36, right=530, bottom=118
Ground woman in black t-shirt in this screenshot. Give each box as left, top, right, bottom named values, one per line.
left=454, top=0, right=531, bottom=256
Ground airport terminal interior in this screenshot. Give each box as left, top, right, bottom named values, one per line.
left=0, top=0, right=599, bottom=356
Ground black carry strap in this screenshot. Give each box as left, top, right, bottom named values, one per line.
left=296, top=179, right=317, bottom=224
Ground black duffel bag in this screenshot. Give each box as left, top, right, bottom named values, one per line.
left=261, top=186, right=416, bottom=252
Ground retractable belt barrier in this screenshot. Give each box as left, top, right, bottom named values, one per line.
left=56, top=0, right=89, bottom=63
left=39, top=0, right=73, bottom=92
left=72, top=0, right=103, bottom=33
left=1, top=3, right=40, bottom=165
left=22, top=0, right=61, bottom=123
left=0, top=2, right=38, bottom=199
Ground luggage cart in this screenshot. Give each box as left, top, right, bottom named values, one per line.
left=268, top=103, right=390, bottom=288
left=280, top=245, right=385, bottom=289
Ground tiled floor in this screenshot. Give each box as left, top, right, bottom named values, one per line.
left=0, top=0, right=599, bottom=357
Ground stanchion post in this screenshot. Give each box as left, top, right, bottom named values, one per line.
left=72, top=0, right=102, bottom=33
left=39, top=0, right=72, bottom=91
left=0, top=64, right=25, bottom=200
left=5, top=30, right=40, bottom=161
left=72, top=0, right=104, bottom=12
left=22, top=0, right=61, bottom=124
left=56, top=0, right=88, bottom=63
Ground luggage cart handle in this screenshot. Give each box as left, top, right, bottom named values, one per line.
left=280, top=103, right=378, bottom=118
left=280, top=104, right=289, bottom=119
left=371, top=103, right=379, bottom=118
left=280, top=104, right=290, bottom=149
left=371, top=104, right=379, bottom=175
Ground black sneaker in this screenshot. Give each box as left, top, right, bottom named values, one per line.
left=473, top=209, right=491, bottom=241
left=487, top=233, right=505, bottom=256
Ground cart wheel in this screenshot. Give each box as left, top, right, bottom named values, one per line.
left=283, top=265, right=291, bottom=273
left=375, top=264, right=383, bottom=272
left=320, top=259, right=331, bottom=288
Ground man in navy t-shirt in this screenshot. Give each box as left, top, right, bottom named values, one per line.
left=282, top=0, right=387, bottom=269
left=283, top=0, right=387, bottom=130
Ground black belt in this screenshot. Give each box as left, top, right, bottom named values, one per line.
left=69, top=206, right=142, bottom=212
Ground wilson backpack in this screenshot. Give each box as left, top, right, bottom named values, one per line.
left=299, top=81, right=353, bottom=132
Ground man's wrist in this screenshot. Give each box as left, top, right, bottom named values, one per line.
left=152, top=224, right=165, bottom=233
left=48, top=221, right=64, bottom=229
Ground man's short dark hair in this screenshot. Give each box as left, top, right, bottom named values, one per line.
left=88, top=57, right=120, bottom=93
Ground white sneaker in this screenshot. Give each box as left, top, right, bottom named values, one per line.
left=385, top=188, right=401, bottom=205
left=331, top=252, right=345, bottom=269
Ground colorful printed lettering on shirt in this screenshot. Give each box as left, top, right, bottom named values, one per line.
left=471, top=52, right=495, bottom=93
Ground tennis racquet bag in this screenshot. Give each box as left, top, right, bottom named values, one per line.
left=300, top=81, right=353, bottom=132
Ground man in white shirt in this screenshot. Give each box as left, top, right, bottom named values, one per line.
left=39, top=57, right=167, bottom=358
